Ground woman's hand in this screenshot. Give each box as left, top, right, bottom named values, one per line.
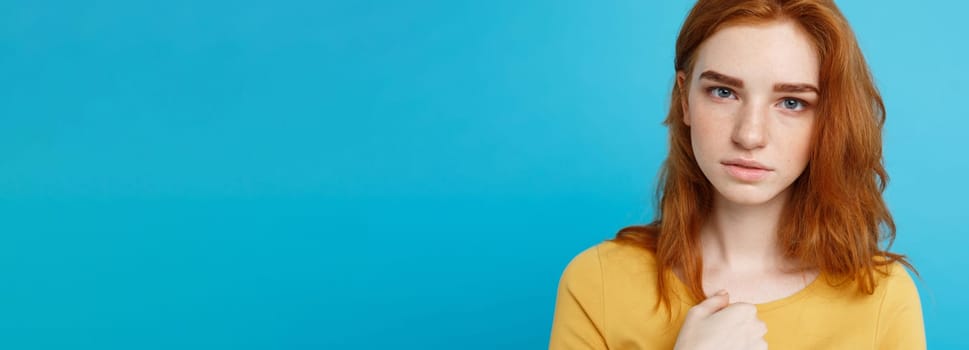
left=672, top=290, right=768, bottom=350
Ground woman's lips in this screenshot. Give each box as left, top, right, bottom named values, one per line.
left=722, top=163, right=771, bottom=182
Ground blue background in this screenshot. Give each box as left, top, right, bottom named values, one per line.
left=2, top=0, right=966, bottom=348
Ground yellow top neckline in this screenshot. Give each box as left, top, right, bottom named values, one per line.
left=668, top=267, right=827, bottom=312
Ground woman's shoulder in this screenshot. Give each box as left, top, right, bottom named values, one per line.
left=551, top=240, right=679, bottom=348
left=811, top=258, right=921, bottom=310
left=597, top=239, right=660, bottom=268
left=857, top=257, right=920, bottom=299
left=563, top=239, right=657, bottom=266
left=558, top=239, right=662, bottom=287
left=871, top=260, right=925, bottom=346
left=875, top=260, right=921, bottom=300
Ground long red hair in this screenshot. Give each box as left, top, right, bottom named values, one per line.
left=612, top=0, right=915, bottom=314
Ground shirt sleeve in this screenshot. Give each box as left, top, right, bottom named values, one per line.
left=549, top=245, right=608, bottom=350
left=875, top=262, right=926, bottom=350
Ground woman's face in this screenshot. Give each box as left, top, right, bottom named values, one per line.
left=678, top=20, right=818, bottom=205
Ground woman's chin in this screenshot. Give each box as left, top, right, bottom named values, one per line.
left=713, top=185, right=786, bottom=206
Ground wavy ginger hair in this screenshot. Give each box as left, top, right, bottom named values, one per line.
left=612, top=0, right=915, bottom=314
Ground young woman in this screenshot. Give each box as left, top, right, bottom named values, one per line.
left=549, top=1, right=925, bottom=349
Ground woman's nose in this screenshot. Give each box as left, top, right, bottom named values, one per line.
left=731, top=103, right=769, bottom=150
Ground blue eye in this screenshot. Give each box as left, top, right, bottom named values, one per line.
left=710, top=87, right=734, bottom=99
left=781, top=98, right=805, bottom=110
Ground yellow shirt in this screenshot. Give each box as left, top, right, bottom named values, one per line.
left=549, top=240, right=926, bottom=349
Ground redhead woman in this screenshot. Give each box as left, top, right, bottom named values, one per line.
left=548, top=0, right=925, bottom=349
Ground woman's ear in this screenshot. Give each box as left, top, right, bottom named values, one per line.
left=677, top=71, right=691, bottom=126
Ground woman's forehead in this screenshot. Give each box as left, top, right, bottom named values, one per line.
left=691, top=21, right=820, bottom=88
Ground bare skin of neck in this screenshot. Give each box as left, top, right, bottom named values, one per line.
left=702, top=187, right=793, bottom=274
left=678, top=188, right=820, bottom=304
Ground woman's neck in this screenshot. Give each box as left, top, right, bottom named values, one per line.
left=700, top=188, right=794, bottom=274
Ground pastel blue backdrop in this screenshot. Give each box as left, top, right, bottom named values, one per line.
left=1, top=0, right=966, bottom=348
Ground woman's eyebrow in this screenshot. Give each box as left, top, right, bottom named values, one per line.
left=774, top=83, right=819, bottom=94
left=699, top=70, right=819, bottom=95
left=699, top=70, right=743, bottom=88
